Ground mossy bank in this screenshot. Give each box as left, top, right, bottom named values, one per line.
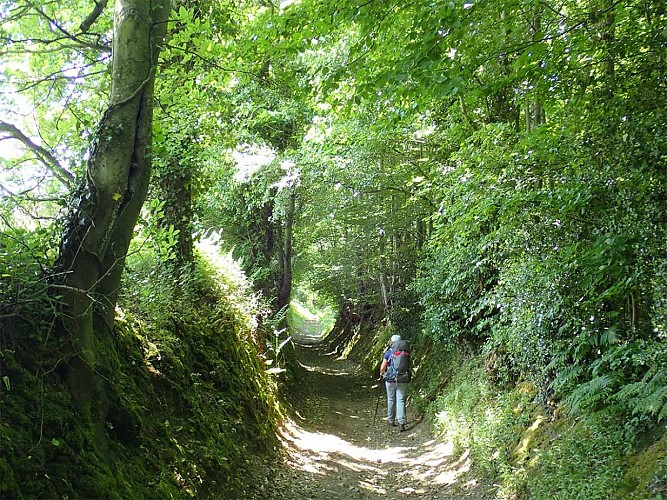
left=0, top=252, right=279, bottom=498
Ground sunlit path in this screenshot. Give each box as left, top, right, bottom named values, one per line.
left=277, top=419, right=476, bottom=496
left=246, top=331, right=490, bottom=499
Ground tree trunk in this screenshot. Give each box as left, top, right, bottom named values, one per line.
left=52, top=0, right=170, bottom=448
left=158, top=155, right=194, bottom=270
left=277, top=189, right=295, bottom=310
left=525, top=5, right=546, bottom=132
left=378, top=227, right=389, bottom=314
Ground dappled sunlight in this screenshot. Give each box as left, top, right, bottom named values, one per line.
left=515, top=414, right=545, bottom=458
left=299, top=361, right=353, bottom=376
left=276, top=416, right=478, bottom=496
left=359, top=479, right=387, bottom=495
left=412, top=439, right=455, bottom=467
left=280, top=419, right=414, bottom=466
left=265, top=341, right=488, bottom=497
left=334, top=410, right=361, bottom=419
left=288, top=289, right=338, bottom=345
left=295, top=331, right=325, bottom=345
left=395, top=440, right=472, bottom=488
left=428, top=449, right=472, bottom=486
left=290, top=299, right=322, bottom=322
left=338, top=326, right=362, bottom=360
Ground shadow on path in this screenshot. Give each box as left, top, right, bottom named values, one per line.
left=243, top=331, right=492, bottom=499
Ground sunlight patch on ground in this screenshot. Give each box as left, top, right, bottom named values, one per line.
left=299, top=361, right=352, bottom=376
left=291, top=300, right=320, bottom=322
left=398, top=486, right=429, bottom=494
left=431, top=449, right=472, bottom=486
left=390, top=439, right=471, bottom=487
left=359, top=479, right=387, bottom=495
left=412, top=440, right=455, bottom=467
left=280, top=419, right=414, bottom=469
left=273, top=345, right=485, bottom=497
left=295, top=331, right=326, bottom=344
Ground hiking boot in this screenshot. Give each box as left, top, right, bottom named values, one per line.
left=387, top=420, right=395, bottom=427
left=399, top=423, right=406, bottom=432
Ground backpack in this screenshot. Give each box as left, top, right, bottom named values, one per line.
left=385, top=339, right=411, bottom=383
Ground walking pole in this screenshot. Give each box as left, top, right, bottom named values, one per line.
left=373, top=377, right=384, bottom=426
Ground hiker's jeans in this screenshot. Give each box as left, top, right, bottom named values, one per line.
left=385, top=380, right=408, bottom=425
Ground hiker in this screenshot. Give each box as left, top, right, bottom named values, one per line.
left=379, top=334, right=411, bottom=432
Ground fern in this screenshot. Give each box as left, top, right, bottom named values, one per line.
left=552, top=364, right=585, bottom=394
left=613, top=368, right=667, bottom=421
left=659, top=402, right=667, bottom=422
left=565, top=374, right=618, bottom=413
left=615, top=380, right=645, bottom=402
left=635, top=370, right=667, bottom=420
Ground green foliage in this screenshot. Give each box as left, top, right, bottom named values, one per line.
left=0, top=226, right=59, bottom=338
left=1, top=235, right=278, bottom=497
left=1, top=0, right=112, bottom=183
left=558, top=339, right=667, bottom=425
left=2, top=0, right=667, bottom=496
left=287, top=287, right=337, bottom=341
left=197, top=151, right=290, bottom=299
left=522, top=416, right=627, bottom=499
left=411, top=93, right=667, bottom=416
left=409, top=342, right=665, bottom=499
left=254, top=1, right=667, bottom=459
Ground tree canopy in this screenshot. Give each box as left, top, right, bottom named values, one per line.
left=1, top=0, right=666, bottom=497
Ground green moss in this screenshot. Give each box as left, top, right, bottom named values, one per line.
left=623, top=434, right=667, bottom=497
left=0, top=457, right=20, bottom=498
left=1, top=255, right=279, bottom=498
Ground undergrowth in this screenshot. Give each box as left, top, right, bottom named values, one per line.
left=411, top=348, right=667, bottom=499
left=0, top=243, right=279, bottom=498
left=350, top=319, right=666, bottom=499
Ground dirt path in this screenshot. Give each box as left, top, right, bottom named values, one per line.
left=243, top=325, right=493, bottom=499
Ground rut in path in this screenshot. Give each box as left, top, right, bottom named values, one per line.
left=246, top=328, right=491, bottom=500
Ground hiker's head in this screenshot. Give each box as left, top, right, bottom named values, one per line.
left=390, top=334, right=401, bottom=344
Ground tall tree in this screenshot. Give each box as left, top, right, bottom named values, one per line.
left=52, top=0, right=170, bottom=446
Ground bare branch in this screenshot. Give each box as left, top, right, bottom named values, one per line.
left=0, top=182, right=64, bottom=203
left=80, top=0, right=109, bottom=33
left=0, top=34, right=110, bottom=54
left=2, top=67, right=108, bottom=95
left=0, top=120, right=75, bottom=188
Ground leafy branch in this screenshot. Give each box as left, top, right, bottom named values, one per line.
left=25, top=0, right=111, bottom=52
left=1, top=1, right=110, bottom=55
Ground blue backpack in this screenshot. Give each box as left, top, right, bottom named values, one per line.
left=385, top=339, right=411, bottom=383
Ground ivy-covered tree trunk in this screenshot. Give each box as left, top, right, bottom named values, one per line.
left=52, top=0, right=170, bottom=447
left=277, top=189, right=295, bottom=310
left=158, top=155, right=195, bottom=269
